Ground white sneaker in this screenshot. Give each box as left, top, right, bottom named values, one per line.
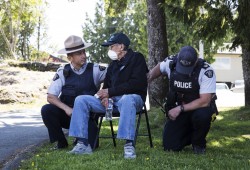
left=68, top=143, right=93, bottom=155
left=124, top=143, right=136, bottom=159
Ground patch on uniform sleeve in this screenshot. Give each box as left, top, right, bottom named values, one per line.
left=99, top=65, right=106, bottom=71
left=164, top=54, right=176, bottom=62
left=204, top=70, right=213, bottom=78
left=203, top=64, right=209, bottom=69
left=52, top=73, right=59, bottom=81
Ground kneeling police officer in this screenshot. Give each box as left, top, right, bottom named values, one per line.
left=148, top=46, right=216, bottom=154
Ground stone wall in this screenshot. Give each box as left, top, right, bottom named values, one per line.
left=8, top=61, right=66, bottom=72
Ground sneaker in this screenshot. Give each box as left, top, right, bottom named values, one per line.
left=124, top=143, right=136, bottom=159
left=193, top=145, right=206, bottom=154
left=68, top=143, right=93, bottom=155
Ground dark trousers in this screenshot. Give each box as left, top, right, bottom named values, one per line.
left=163, top=107, right=213, bottom=151
left=41, top=104, right=70, bottom=143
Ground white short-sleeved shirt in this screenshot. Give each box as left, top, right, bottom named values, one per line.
left=159, top=58, right=216, bottom=94
left=48, top=63, right=107, bottom=96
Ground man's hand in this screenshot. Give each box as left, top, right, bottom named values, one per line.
left=64, top=107, right=73, bottom=117
left=168, top=106, right=182, bottom=120
left=97, top=89, right=109, bottom=99
left=101, top=98, right=109, bottom=108
left=47, top=94, right=73, bottom=117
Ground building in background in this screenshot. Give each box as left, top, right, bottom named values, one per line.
left=211, top=43, right=243, bottom=88
left=47, top=54, right=68, bottom=63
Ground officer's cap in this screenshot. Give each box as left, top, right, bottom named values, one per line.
left=176, top=46, right=198, bottom=75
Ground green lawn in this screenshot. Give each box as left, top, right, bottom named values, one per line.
left=19, top=107, right=250, bottom=170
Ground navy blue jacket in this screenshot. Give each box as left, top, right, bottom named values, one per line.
left=103, top=49, right=148, bottom=102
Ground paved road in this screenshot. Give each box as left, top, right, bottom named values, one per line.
left=0, top=108, right=48, bottom=169
left=216, top=92, right=245, bottom=108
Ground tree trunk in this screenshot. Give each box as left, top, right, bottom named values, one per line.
left=146, top=0, right=168, bottom=106
left=1, top=0, right=24, bottom=59
left=242, top=48, right=250, bottom=106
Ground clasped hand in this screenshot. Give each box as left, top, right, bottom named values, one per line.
left=168, top=106, right=181, bottom=120
left=96, top=89, right=109, bottom=99
left=96, top=89, right=109, bottom=108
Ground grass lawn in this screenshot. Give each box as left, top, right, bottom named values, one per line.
left=19, top=107, right=250, bottom=170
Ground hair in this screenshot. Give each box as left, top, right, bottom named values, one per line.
left=122, top=44, right=129, bottom=51
left=67, top=53, right=73, bottom=57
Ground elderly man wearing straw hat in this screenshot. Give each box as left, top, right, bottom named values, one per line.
left=41, top=35, right=107, bottom=150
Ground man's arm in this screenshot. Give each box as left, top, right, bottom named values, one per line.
left=168, top=93, right=213, bottom=120
left=47, top=94, right=72, bottom=116
left=147, top=63, right=162, bottom=83
left=181, top=93, right=213, bottom=111
left=93, top=63, right=107, bottom=88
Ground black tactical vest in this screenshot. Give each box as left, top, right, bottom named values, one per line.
left=59, top=63, right=97, bottom=107
left=169, top=58, right=205, bottom=103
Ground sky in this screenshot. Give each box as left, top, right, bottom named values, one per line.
left=44, top=0, right=98, bottom=54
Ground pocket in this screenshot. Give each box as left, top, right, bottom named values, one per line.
left=61, top=85, right=76, bottom=96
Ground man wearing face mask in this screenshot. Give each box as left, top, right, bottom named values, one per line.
left=68, top=32, right=148, bottom=159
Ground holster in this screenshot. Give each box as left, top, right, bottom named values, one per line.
left=164, top=90, right=178, bottom=117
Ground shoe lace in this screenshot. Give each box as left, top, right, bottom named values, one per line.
left=124, top=145, right=135, bottom=155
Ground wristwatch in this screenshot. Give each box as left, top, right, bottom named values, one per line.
left=180, top=104, right=184, bottom=112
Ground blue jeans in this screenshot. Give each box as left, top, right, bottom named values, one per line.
left=69, top=94, right=144, bottom=141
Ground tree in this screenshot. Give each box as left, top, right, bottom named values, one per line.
left=82, top=0, right=148, bottom=63
left=233, top=0, right=250, bottom=106
left=30, top=1, right=48, bottom=61
left=166, top=0, right=250, bottom=106
left=147, top=0, right=168, bottom=105
left=0, top=0, right=46, bottom=60
left=82, top=1, right=119, bottom=63
left=0, top=0, right=24, bottom=58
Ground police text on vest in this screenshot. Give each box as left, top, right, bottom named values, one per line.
left=174, top=81, right=192, bottom=88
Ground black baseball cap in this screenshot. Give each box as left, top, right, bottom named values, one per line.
left=176, top=46, right=198, bottom=75
left=101, top=32, right=130, bottom=47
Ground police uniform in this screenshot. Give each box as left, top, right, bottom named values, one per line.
left=160, top=56, right=216, bottom=151
left=41, top=62, right=106, bottom=145
left=48, top=63, right=106, bottom=99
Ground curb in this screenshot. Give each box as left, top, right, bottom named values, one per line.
left=1, top=140, right=48, bottom=170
